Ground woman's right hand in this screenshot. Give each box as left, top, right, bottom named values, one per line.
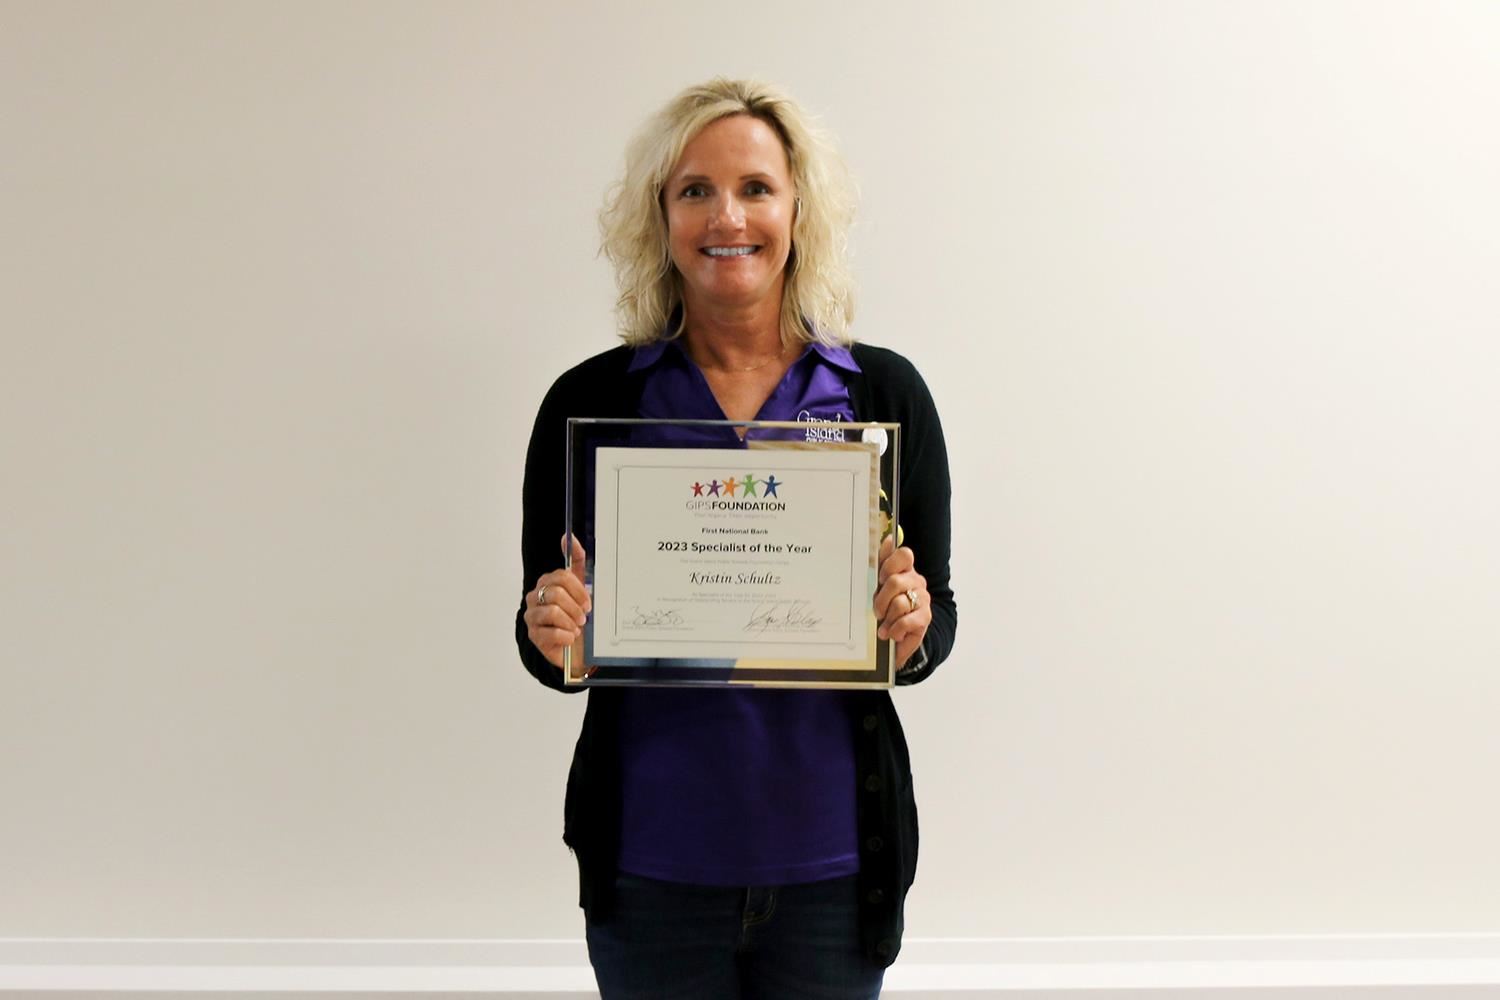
left=524, top=535, right=591, bottom=670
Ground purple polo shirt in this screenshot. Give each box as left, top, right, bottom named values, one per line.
left=615, top=338, right=862, bottom=886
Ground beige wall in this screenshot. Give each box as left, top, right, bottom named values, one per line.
left=2, top=0, right=1497, bottom=940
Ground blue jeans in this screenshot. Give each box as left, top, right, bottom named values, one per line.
left=585, top=873, right=885, bottom=1000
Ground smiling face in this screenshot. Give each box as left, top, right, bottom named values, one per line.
left=663, top=114, right=796, bottom=320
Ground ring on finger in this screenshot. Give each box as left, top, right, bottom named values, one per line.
left=905, top=588, right=920, bottom=611
left=538, top=584, right=550, bottom=606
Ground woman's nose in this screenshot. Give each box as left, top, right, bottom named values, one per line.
left=709, top=193, right=745, bottom=229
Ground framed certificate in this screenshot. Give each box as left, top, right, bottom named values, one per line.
left=562, top=418, right=900, bottom=688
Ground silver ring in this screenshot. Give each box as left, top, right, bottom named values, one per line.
left=905, top=589, right=920, bottom=612
left=537, top=584, right=550, bottom=606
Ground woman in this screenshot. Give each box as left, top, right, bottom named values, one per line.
left=517, top=79, right=956, bottom=999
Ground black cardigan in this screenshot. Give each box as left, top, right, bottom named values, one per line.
left=515, top=342, right=956, bottom=967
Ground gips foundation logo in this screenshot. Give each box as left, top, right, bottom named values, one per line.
left=685, top=473, right=787, bottom=510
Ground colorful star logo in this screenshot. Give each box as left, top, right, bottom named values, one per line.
left=741, top=474, right=758, bottom=497
left=707, top=479, right=722, bottom=497
left=722, top=476, right=739, bottom=497
left=691, top=482, right=705, bottom=496
left=762, top=475, right=781, bottom=498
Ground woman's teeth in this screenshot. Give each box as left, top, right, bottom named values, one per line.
left=704, top=246, right=757, bottom=256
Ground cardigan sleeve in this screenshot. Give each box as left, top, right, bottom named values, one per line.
left=515, top=369, right=584, bottom=693
left=514, top=347, right=637, bottom=692
left=896, top=361, right=956, bottom=684
left=851, top=345, right=957, bottom=684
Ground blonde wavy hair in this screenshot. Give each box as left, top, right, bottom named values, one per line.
left=599, top=78, right=858, bottom=348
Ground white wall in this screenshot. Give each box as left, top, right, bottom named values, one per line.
left=2, top=0, right=1497, bottom=943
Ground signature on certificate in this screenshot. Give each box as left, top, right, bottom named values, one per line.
left=743, top=600, right=823, bottom=633
left=627, top=606, right=685, bottom=628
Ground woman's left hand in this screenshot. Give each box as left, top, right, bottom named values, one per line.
left=874, top=534, right=930, bottom=668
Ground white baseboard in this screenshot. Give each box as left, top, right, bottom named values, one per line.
left=2, top=934, right=1499, bottom=996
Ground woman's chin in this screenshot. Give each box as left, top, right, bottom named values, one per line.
left=686, top=280, right=783, bottom=315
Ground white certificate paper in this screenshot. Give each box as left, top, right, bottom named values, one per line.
left=592, top=445, right=875, bottom=664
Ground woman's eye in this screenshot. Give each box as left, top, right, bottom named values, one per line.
left=745, top=181, right=771, bottom=196
left=681, top=183, right=707, bottom=198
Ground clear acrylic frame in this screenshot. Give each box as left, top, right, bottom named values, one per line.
left=561, top=418, right=901, bottom=689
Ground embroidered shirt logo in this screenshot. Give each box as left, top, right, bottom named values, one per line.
left=797, top=409, right=847, bottom=443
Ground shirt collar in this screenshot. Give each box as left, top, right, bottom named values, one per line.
left=627, top=337, right=861, bottom=374
left=808, top=340, right=861, bottom=373
left=625, top=339, right=672, bottom=372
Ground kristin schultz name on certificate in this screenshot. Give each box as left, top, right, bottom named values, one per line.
left=591, top=446, right=874, bottom=664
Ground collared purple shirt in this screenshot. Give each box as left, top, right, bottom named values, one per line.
left=615, top=338, right=864, bottom=886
